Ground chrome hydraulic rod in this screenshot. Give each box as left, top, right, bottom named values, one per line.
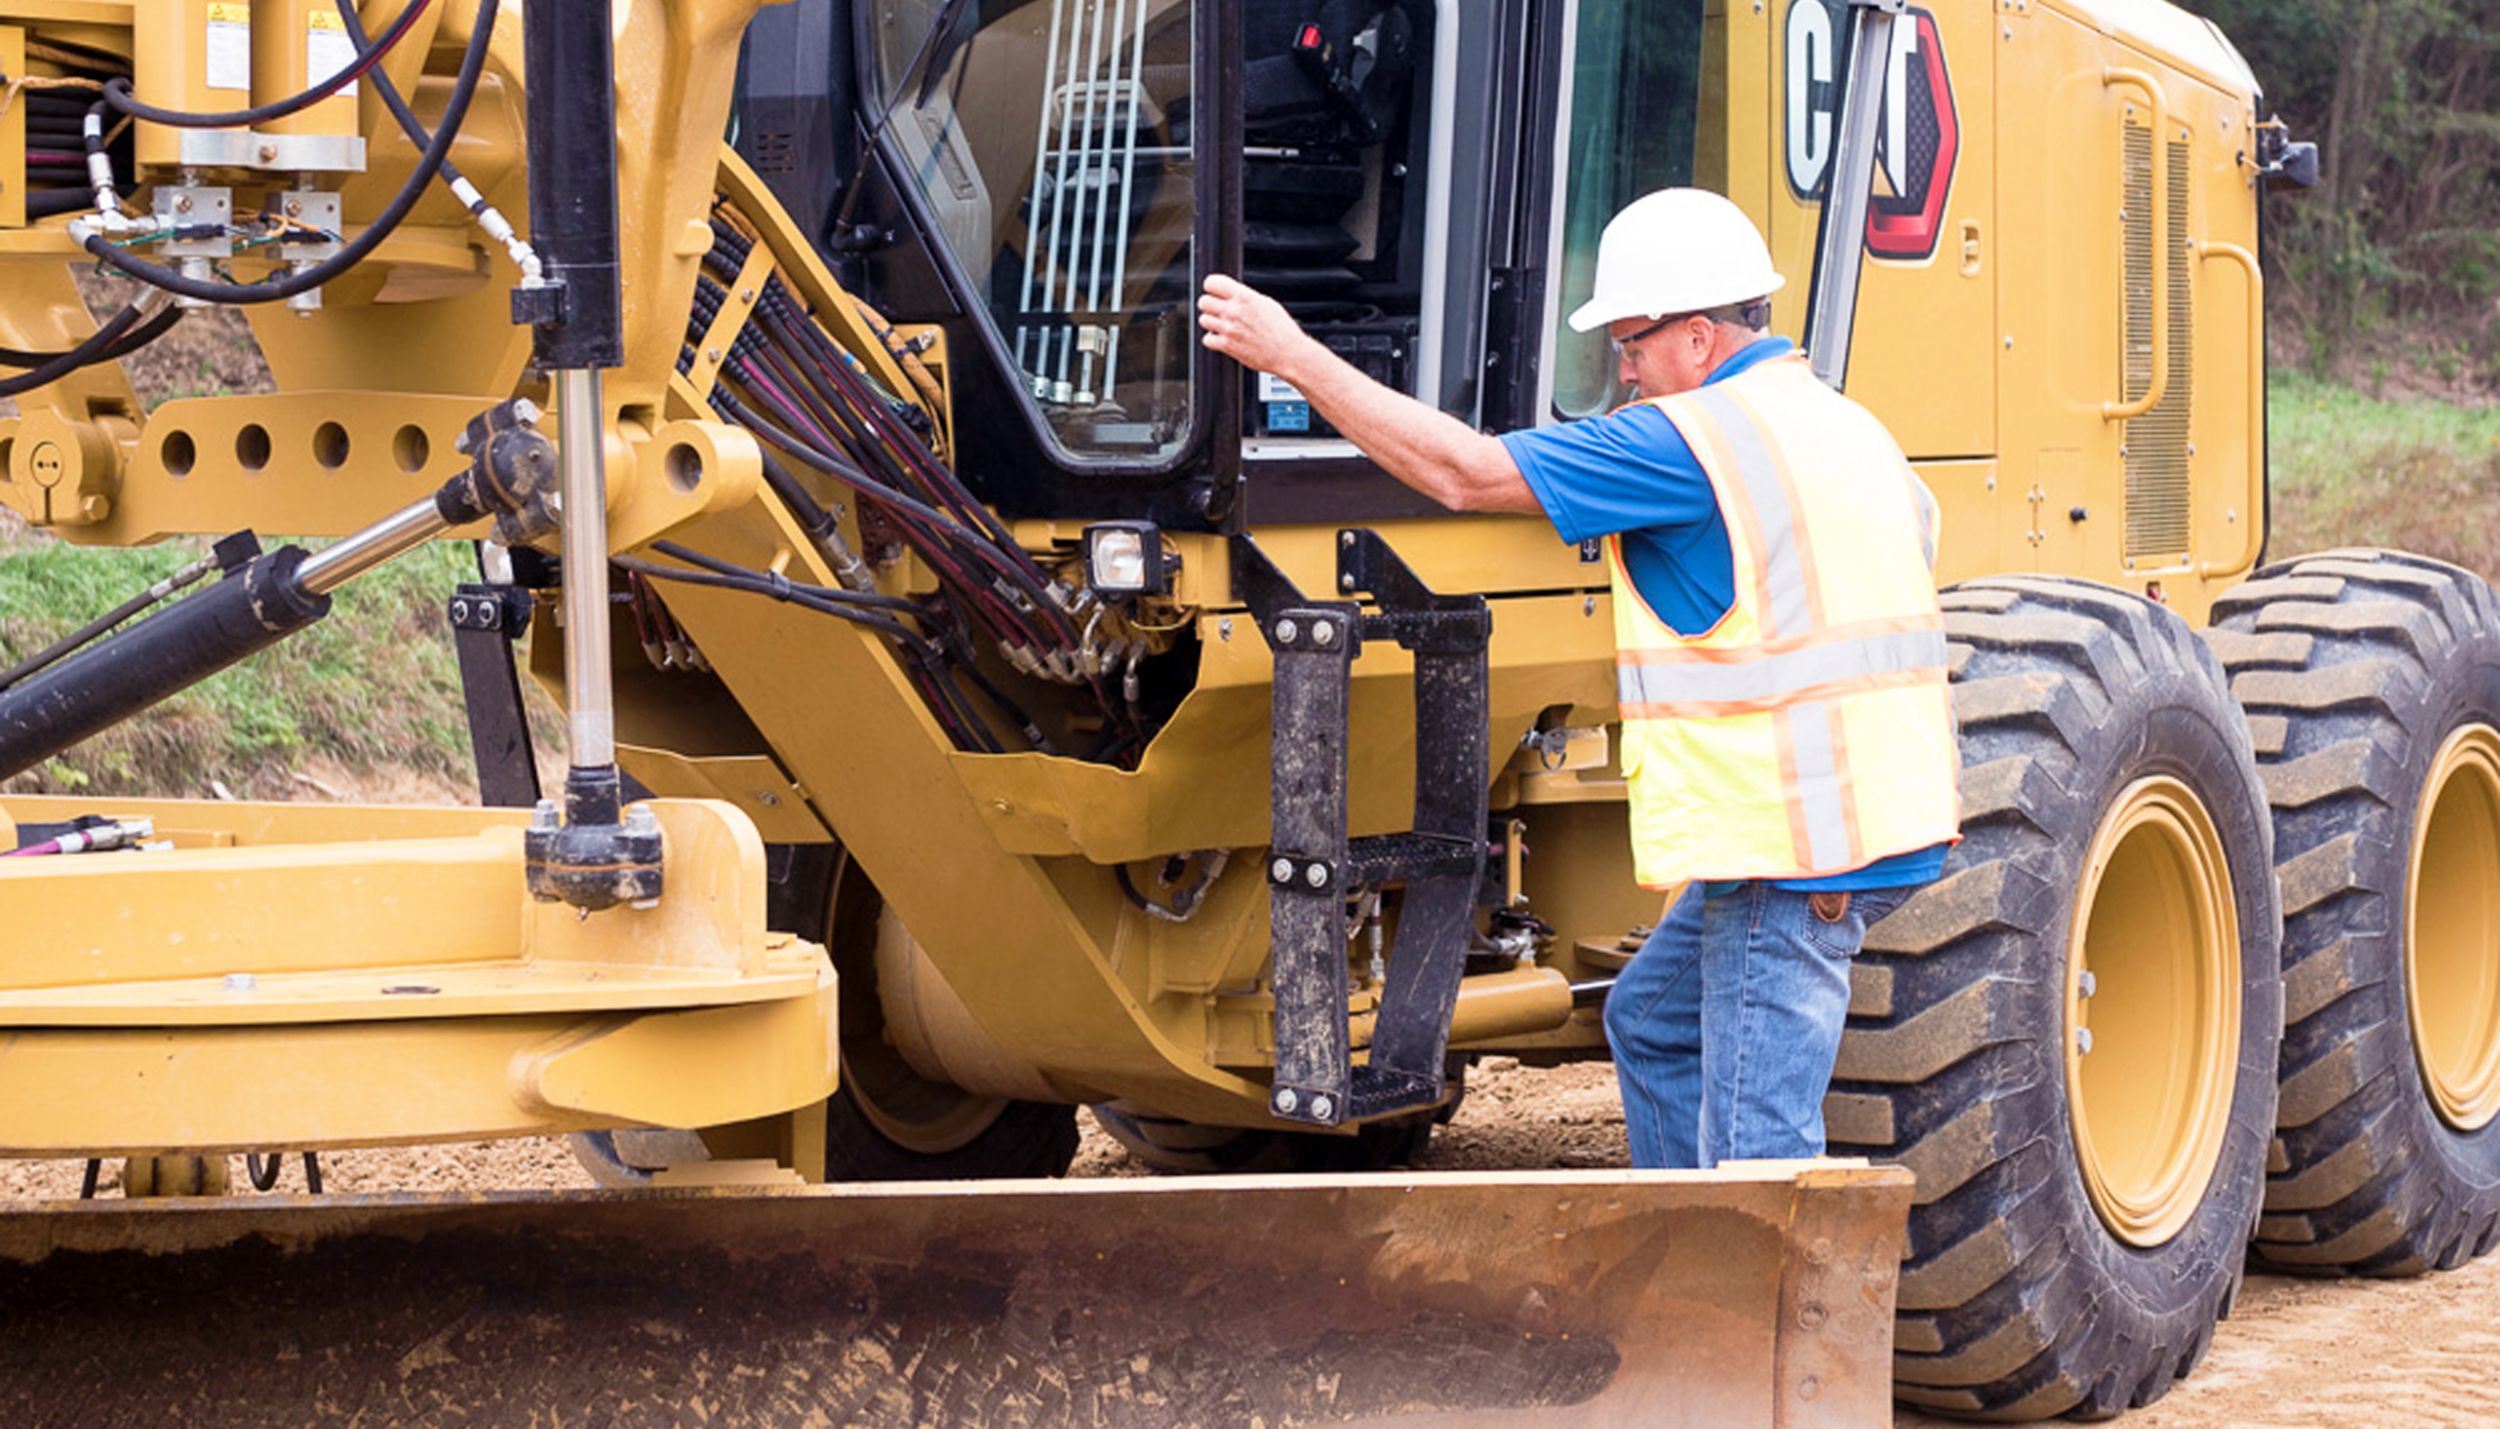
left=553, top=367, right=615, bottom=771
left=1804, top=0, right=1904, bottom=391
left=296, top=495, right=447, bottom=595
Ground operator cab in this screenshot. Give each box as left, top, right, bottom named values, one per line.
left=736, top=0, right=1711, bottom=522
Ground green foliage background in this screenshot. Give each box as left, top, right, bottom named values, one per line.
left=2191, top=0, right=2500, bottom=386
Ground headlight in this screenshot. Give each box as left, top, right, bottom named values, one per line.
left=1083, top=521, right=1168, bottom=597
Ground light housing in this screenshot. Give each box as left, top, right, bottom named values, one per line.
left=1083, top=521, right=1169, bottom=597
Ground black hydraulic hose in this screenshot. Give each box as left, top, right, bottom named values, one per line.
left=98, top=0, right=429, bottom=129
left=0, top=302, right=181, bottom=371
left=79, top=0, right=499, bottom=305
left=609, top=556, right=932, bottom=650
left=645, top=541, right=920, bottom=613
left=25, top=189, right=95, bottom=220
left=0, top=303, right=149, bottom=397
left=0, top=543, right=218, bottom=694
left=336, top=0, right=464, bottom=180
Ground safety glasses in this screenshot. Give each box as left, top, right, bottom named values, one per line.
left=1606, top=313, right=1687, bottom=357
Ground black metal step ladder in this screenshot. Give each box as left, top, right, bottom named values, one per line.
left=1233, top=531, right=1493, bottom=1128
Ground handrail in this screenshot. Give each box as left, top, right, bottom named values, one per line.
left=2196, top=239, right=2265, bottom=580
left=2102, top=68, right=2169, bottom=422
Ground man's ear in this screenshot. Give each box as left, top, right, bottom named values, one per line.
left=1692, top=316, right=1722, bottom=364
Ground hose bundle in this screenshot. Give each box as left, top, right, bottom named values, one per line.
left=642, top=206, right=1147, bottom=764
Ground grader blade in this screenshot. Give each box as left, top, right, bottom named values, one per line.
left=0, top=1162, right=1909, bottom=1426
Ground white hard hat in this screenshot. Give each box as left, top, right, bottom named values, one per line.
left=1566, top=188, right=1787, bottom=333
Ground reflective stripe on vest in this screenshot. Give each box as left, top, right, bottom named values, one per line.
left=1609, top=354, right=1960, bottom=887
left=1618, top=621, right=1948, bottom=716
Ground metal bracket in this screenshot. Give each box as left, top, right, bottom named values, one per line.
left=448, top=582, right=541, bottom=810
left=1239, top=532, right=1494, bottom=1128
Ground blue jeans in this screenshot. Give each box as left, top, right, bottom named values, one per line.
left=1603, top=882, right=1914, bottom=1169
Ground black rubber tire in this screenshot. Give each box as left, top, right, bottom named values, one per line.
left=1827, top=576, right=2283, bottom=1420
left=1089, top=1097, right=1440, bottom=1174
left=792, top=845, right=1080, bottom=1181
left=2209, top=549, right=2500, bottom=1273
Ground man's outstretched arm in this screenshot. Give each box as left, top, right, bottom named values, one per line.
left=1197, top=274, right=1541, bottom=514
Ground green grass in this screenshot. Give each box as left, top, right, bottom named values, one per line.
left=0, top=537, right=482, bottom=799
left=2265, top=371, right=2500, bottom=578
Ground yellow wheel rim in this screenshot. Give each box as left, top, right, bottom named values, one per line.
left=2066, top=777, right=2242, bottom=1247
left=2406, top=725, right=2500, bottom=1132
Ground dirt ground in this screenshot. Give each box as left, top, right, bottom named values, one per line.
left=6, top=1058, right=2494, bottom=1424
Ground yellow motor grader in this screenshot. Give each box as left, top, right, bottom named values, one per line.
left=0, top=0, right=2469, bottom=1421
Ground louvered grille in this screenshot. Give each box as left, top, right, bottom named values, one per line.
left=749, top=131, right=796, bottom=174
left=2122, top=134, right=2195, bottom=560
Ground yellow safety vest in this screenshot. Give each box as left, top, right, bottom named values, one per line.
left=1609, top=352, right=1959, bottom=888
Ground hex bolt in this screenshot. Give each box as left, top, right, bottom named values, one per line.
left=1275, top=618, right=1298, bottom=645
left=223, top=972, right=257, bottom=993
left=1271, top=856, right=1295, bottom=883
left=1340, top=572, right=1357, bottom=591
left=624, top=805, right=660, bottom=837
left=450, top=597, right=473, bottom=624
left=1273, top=1088, right=1300, bottom=1115
left=532, top=798, right=561, bottom=831
left=1339, top=531, right=1355, bottom=548
left=1304, top=864, right=1329, bottom=889
left=2078, top=969, right=2097, bottom=998
left=1219, top=618, right=1234, bottom=641
left=1312, top=622, right=1335, bottom=646
left=1311, top=1094, right=1335, bottom=1121
left=2076, top=1026, right=2095, bottom=1055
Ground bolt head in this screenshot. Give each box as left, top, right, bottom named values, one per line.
left=223, top=972, right=257, bottom=992
left=624, top=805, right=660, bottom=836
left=1271, top=857, right=1295, bottom=882
left=1340, top=572, right=1357, bottom=591
left=1310, top=1094, right=1335, bottom=1121
left=532, top=798, right=561, bottom=831
left=1304, top=863, right=1328, bottom=889
left=1275, top=618, right=1298, bottom=645
left=1273, top=1088, right=1299, bottom=1115
left=2076, top=1026, right=2095, bottom=1055
left=1339, top=531, right=1355, bottom=548
left=2078, top=969, right=2097, bottom=997
left=1218, top=618, right=1234, bottom=641
left=1311, top=621, right=1335, bottom=646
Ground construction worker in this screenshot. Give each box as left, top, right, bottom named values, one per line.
left=1198, top=187, right=1958, bottom=1169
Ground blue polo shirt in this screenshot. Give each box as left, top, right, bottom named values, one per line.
left=1500, top=337, right=1947, bottom=894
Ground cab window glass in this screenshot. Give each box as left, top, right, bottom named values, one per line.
left=1549, top=1, right=1707, bottom=417
left=871, top=0, right=1199, bottom=462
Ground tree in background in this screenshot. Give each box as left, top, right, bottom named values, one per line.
left=2194, top=0, right=2500, bottom=386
